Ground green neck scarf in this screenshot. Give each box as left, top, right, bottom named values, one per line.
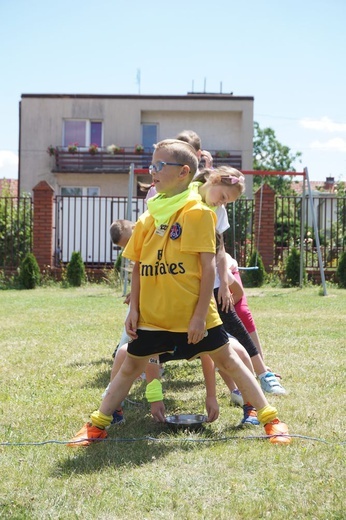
left=190, top=181, right=217, bottom=212
left=147, top=185, right=201, bottom=227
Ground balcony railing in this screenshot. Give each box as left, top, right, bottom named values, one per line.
left=52, top=147, right=242, bottom=173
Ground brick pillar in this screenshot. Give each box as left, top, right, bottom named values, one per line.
left=254, top=183, right=275, bottom=272
left=33, top=181, right=54, bottom=269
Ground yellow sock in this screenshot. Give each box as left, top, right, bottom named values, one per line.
left=257, top=405, right=278, bottom=425
left=90, top=410, right=112, bottom=429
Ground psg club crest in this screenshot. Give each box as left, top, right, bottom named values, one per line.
left=169, top=222, right=182, bottom=240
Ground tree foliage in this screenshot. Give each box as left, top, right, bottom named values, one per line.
left=283, top=246, right=306, bottom=287
left=0, top=181, right=32, bottom=268
left=18, top=252, right=41, bottom=289
left=253, top=122, right=302, bottom=195
left=66, top=251, right=86, bottom=287
left=337, top=251, right=346, bottom=288
left=242, top=250, right=266, bottom=287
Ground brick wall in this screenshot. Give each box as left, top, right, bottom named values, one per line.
left=32, top=181, right=54, bottom=268
left=254, top=184, right=275, bottom=271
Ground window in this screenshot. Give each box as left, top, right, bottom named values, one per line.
left=61, top=187, right=100, bottom=196
left=61, top=187, right=82, bottom=196
left=86, top=187, right=100, bottom=196
left=142, top=124, right=158, bottom=151
left=63, top=120, right=103, bottom=148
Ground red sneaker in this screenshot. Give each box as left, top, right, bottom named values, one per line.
left=264, top=419, right=291, bottom=445
left=67, top=422, right=108, bottom=447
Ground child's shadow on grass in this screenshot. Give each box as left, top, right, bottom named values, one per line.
left=53, top=410, right=216, bottom=476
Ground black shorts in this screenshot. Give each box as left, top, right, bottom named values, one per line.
left=127, top=325, right=229, bottom=361
left=213, top=288, right=259, bottom=358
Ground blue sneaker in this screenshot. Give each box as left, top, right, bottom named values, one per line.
left=240, top=403, right=260, bottom=426
left=111, top=408, right=125, bottom=425
left=259, top=372, right=286, bottom=395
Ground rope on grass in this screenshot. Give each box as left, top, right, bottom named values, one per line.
left=1, top=434, right=345, bottom=447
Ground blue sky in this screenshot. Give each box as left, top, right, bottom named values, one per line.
left=1, top=0, right=345, bottom=182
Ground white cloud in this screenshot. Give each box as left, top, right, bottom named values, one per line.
left=300, top=117, right=346, bottom=133
left=0, top=150, right=18, bottom=179
left=310, top=137, right=346, bottom=152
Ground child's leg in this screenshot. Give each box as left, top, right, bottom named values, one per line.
left=218, top=340, right=253, bottom=392
left=68, top=354, right=150, bottom=447
left=214, top=342, right=290, bottom=441
left=248, top=329, right=264, bottom=360
left=110, top=343, right=128, bottom=380
left=98, top=355, right=149, bottom=418
left=210, top=340, right=269, bottom=414
left=232, top=271, right=265, bottom=359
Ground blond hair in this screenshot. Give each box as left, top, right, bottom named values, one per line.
left=195, top=166, right=245, bottom=196
left=154, top=139, right=198, bottom=179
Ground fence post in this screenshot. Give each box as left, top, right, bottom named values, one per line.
left=255, top=183, right=275, bottom=272
left=33, top=181, right=54, bottom=269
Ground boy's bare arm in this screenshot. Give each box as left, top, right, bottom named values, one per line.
left=125, top=261, right=140, bottom=339
left=229, top=277, right=244, bottom=305
left=200, top=355, right=219, bottom=422
left=216, top=241, right=232, bottom=312
left=188, top=252, right=215, bottom=344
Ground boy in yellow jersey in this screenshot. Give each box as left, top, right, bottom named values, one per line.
left=68, top=139, right=291, bottom=446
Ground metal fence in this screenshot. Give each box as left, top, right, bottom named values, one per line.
left=224, top=199, right=256, bottom=267
left=54, top=196, right=146, bottom=267
left=0, top=196, right=33, bottom=269
left=275, top=195, right=346, bottom=269
left=1, top=194, right=345, bottom=273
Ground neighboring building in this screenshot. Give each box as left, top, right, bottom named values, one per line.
left=0, top=179, right=18, bottom=196
left=291, top=177, right=345, bottom=196
left=292, top=176, right=346, bottom=236
left=18, top=93, right=254, bottom=198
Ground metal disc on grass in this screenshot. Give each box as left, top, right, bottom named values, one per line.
left=165, top=414, right=207, bottom=432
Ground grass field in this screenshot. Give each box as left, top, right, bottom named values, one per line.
left=0, top=285, right=345, bottom=519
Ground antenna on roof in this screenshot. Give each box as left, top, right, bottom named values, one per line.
left=220, top=81, right=222, bottom=93
left=192, top=80, right=194, bottom=92
left=136, top=69, right=141, bottom=94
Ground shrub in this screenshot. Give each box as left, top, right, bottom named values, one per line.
left=243, top=250, right=266, bottom=287
left=18, top=253, right=41, bottom=289
left=284, top=247, right=306, bottom=287
left=336, top=251, right=346, bottom=288
left=66, top=251, right=86, bottom=287
left=114, top=252, right=122, bottom=273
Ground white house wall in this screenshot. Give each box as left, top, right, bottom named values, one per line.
left=19, top=94, right=254, bottom=196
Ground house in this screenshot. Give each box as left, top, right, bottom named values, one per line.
left=291, top=177, right=346, bottom=196
left=0, top=178, right=18, bottom=196
left=18, top=93, right=254, bottom=198
left=292, top=176, right=346, bottom=243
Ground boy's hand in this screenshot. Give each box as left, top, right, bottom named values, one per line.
left=187, top=316, right=207, bottom=344
left=151, top=400, right=166, bottom=422
left=125, top=310, right=139, bottom=340
left=205, top=396, right=219, bottom=422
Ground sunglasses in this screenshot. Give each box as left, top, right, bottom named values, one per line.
left=149, top=161, right=184, bottom=174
